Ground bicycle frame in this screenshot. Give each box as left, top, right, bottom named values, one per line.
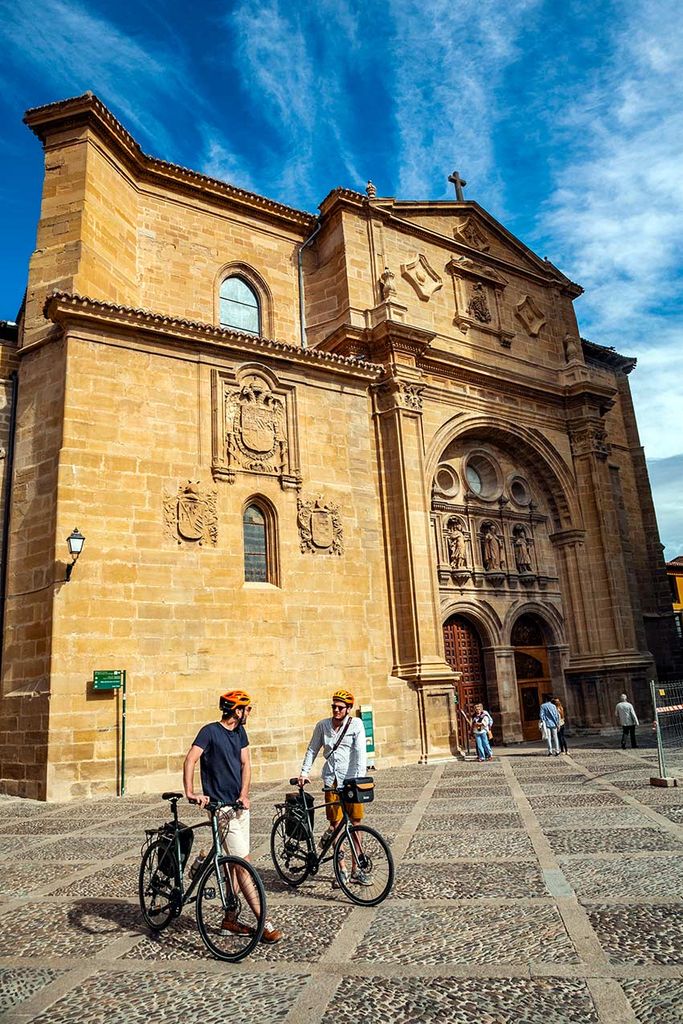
left=288, top=786, right=356, bottom=870
left=158, top=798, right=237, bottom=912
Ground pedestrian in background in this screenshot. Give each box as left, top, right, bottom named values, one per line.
left=616, top=693, right=639, bottom=749
left=471, top=703, right=494, bottom=762
left=539, top=694, right=561, bottom=756
left=553, top=697, right=568, bottom=754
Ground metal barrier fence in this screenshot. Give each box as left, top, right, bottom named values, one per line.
left=651, top=679, right=683, bottom=780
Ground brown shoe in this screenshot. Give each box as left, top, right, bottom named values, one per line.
left=260, top=923, right=283, bottom=943
left=221, top=914, right=253, bottom=936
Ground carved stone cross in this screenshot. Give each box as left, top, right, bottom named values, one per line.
left=448, top=170, right=468, bottom=201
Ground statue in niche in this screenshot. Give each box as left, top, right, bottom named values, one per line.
left=447, top=523, right=467, bottom=569
left=513, top=527, right=533, bottom=573
left=481, top=523, right=502, bottom=570
left=468, top=281, right=492, bottom=324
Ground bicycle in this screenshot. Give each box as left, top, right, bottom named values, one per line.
left=270, top=778, right=394, bottom=906
left=139, top=791, right=266, bottom=962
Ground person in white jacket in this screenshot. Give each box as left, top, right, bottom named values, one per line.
left=298, top=687, right=368, bottom=885
left=615, top=694, right=639, bottom=749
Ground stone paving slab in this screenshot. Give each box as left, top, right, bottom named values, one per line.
left=353, top=904, right=579, bottom=964
left=0, top=966, right=65, bottom=1014
left=21, top=968, right=306, bottom=1024
left=0, top=900, right=140, bottom=958
left=585, top=904, right=683, bottom=965
left=124, top=902, right=352, bottom=963
left=392, top=861, right=547, bottom=900
left=49, top=860, right=139, bottom=899
left=420, top=811, right=524, bottom=830
left=405, top=829, right=534, bottom=861
left=527, top=793, right=625, bottom=809
left=534, top=807, right=648, bottom=829
left=545, top=827, right=683, bottom=855
left=0, top=862, right=89, bottom=897
left=332, top=976, right=600, bottom=1023
left=559, top=853, right=683, bottom=899
left=427, top=796, right=518, bottom=813
left=621, top=979, right=683, bottom=1024
left=25, top=836, right=140, bottom=861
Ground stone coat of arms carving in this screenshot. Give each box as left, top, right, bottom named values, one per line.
left=212, top=366, right=301, bottom=489
left=297, top=496, right=344, bottom=555
left=164, top=481, right=217, bottom=546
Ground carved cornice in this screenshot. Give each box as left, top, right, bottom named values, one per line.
left=41, top=292, right=384, bottom=380
left=372, top=377, right=426, bottom=413
left=366, top=319, right=436, bottom=358
left=24, top=93, right=316, bottom=233
left=446, top=255, right=507, bottom=288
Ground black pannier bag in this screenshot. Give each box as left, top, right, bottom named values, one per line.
left=284, top=791, right=314, bottom=836
left=157, top=821, right=194, bottom=877
left=341, top=776, right=375, bottom=804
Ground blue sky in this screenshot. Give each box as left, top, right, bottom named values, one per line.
left=0, top=0, right=681, bottom=556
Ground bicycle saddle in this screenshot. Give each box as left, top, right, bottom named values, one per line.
left=162, top=791, right=183, bottom=800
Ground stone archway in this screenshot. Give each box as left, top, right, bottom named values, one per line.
left=511, top=613, right=552, bottom=741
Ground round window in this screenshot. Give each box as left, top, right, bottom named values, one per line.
left=464, top=453, right=501, bottom=500
left=510, top=477, right=531, bottom=506
left=434, top=465, right=459, bottom=498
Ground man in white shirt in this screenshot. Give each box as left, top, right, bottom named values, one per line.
left=615, top=693, right=639, bottom=749
left=298, top=687, right=368, bottom=884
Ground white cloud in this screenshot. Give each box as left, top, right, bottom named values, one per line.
left=198, top=131, right=256, bottom=193
left=647, top=453, right=683, bottom=558
left=387, top=0, right=541, bottom=199
left=538, top=3, right=683, bottom=466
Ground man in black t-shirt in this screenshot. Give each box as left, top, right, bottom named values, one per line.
left=183, top=690, right=282, bottom=943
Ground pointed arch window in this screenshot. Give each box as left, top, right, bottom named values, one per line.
left=243, top=500, right=279, bottom=585
left=220, top=276, right=260, bottom=334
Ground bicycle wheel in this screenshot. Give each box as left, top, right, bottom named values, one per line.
left=139, top=839, right=180, bottom=931
left=270, top=811, right=313, bottom=886
left=333, top=825, right=394, bottom=906
left=196, top=855, right=266, bottom=962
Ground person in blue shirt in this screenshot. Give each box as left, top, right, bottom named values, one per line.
left=184, top=689, right=282, bottom=943
left=539, top=694, right=561, bottom=756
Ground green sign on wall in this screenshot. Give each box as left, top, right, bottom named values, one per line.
left=93, top=669, right=123, bottom=691
left=360, top=704, right=375, bottom=755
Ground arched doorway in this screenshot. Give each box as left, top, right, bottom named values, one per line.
left=443, top=614, right=489, bottom=716
left=512, top=614, right=551, bottom=741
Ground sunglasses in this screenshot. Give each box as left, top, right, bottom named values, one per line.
left=331, top=703, right=348, bottom=710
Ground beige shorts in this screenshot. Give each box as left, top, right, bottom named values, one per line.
left=216, top=807, right=250, bottom=859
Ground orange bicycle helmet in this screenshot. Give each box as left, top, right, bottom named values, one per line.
left=332, top=688, right=355, bottom=707
left=219, top=690, right=252, bottom=713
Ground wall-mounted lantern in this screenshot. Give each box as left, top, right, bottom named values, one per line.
left=65, top=528, right=85, bottom=581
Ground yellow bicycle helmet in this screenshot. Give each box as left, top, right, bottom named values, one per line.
left=332, top=688, right=355, bottom=707
left=219, top=690, right=252, bottom=713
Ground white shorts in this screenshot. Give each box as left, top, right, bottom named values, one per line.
left=216, top=807, right=250, bottom=859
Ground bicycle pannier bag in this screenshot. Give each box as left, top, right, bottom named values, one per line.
left=157, top=821, right=194, bottom=877
left=284, top=791, right=314, bottom=836
left=341, top=776, right=375, bottom=804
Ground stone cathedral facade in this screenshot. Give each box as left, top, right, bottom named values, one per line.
left=0, top=93, right=677, bottom=800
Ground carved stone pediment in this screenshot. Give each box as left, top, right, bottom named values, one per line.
left=515, top=295, right=546, bottom=336
left=454, top=215, right=491, bottom=252
left=212, top=364, right=301, bottom=489
left=164, top=480, right=217, bottom=546
left=297, top=495, right=344, bottom=555
left=401, top=254, right=443, bottom=301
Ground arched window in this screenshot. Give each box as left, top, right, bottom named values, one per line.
left=243, top=505, right=267, bottom=581
left=242, top=499, right=279, bottom=585
left=220, top=276, right=260, bottom=334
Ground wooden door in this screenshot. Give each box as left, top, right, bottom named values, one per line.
left=443, top=615, right=488, bottom=714
left=514, top=648, right=549, bottom=741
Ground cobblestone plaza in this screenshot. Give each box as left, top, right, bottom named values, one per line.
left=0, top=743, right=681, bottom=1023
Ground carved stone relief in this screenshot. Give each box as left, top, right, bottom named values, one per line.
left=515, top=295, right=546, bottom=337
left=512, top=524, right=534, bottom=573
left=454, top=216, right=491, bottom=252
left=569, top=423, right=611, bottom=461
left=379, top=266, right=397, bottom=300
left=401, top=254, right=443, bottom=301
left=373, top=378, right=425, bottom=413
left=480, top=521, right=504, bottom=571
left=212, top=365, right=301, bottom=489
left=164, top=480, right=217, bottom=546
left=297, top=495, right=344, bottom=555
left=446, top=256, right=513, bottom=347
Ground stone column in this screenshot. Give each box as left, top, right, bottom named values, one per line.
left=483, top=645, right=523, bottom=743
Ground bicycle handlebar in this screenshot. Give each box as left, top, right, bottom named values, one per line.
left=188, top=797, right=245, bottom=814
left=289, top=777, right=309, bottom=786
